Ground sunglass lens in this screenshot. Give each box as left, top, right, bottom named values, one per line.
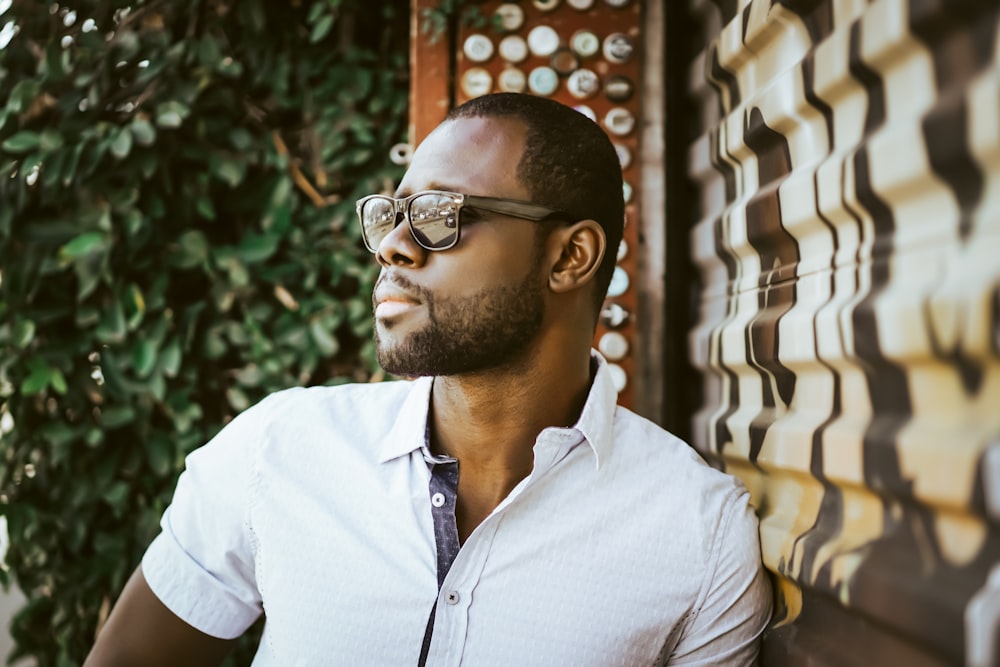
left=409, top=192, right=459, bottom=249
left=361, top=197, right=397, bottom=250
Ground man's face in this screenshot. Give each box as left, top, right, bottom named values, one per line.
left=371, top=116, right=549, bottom=377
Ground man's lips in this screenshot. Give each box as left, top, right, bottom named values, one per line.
left=373, top=281, right=422, bottom=320
left=375, top=300, right=419, bottom=319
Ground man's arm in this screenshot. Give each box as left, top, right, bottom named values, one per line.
left=666, top=489, right=773, bottom=665
left=83, top=566, right=236, bottom=667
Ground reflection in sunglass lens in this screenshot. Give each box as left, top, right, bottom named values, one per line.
left=361, top=197, right=397, bottom=250
left=410, top=192, right=459, bottom=249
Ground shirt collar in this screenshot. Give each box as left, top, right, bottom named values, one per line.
left=376, top=351, right=618, bottom=469
left=568, top=351, right=617, bottom=471
left=377, top=376, right=434, bottom=464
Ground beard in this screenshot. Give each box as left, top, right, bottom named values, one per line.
left=374, top=264, right=545, bottom=377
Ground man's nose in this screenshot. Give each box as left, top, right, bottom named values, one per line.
left=375, top=211, right=428, bottom=268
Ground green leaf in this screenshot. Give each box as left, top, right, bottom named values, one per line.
left=102, top=481, right=130, bottom=507
left=155, top=101, right=189, bottom=129
left=101, top=405, right=135, bottom=429
left=309, top=319, right=340, bottom=356
left=171, top=230, right=209, bottom=268
left=20, top=364, right=50, bottom=395
left=228, top=128, right=254, bottom=151
left=96, top=299, right=127, bottom=343
left=197, top=36, right=222, bottom=67
left=2, top=131, right=41, bottom=154
left=124, top=283, right=146, bottom=330
left=110, top=128, right=133, bottom=159
left=196, top=197, right=216, bottom=220
left=59, top=231, right=106, bottom=260
left=5, top=80, right=39, bottom=114
left=131, top=338, right=157, bottom=378
left=130, top=118, right=156, bottom=146
left=310, top=14, right=335, bottom=43
left=60, top=142, right=85, bottom=184
left=49, top=369, right=67, bottom=395
left=11, top=319, right=36, bottom=348
left=145, top=434, right=173, bottom=477
left=39, top=130, right=64, bottom=152
left=237, top=233, right=279, bottom=263
left=212, top=156, right=246, bottom=187
left=159, top=338, right=182, bottom=377
left=226, top=386, right=250, bottom=412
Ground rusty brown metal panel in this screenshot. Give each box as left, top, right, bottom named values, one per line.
left=408, top=1, right=656, bottom=412
left=409, top=0, right=452, bottom=148
left=685, top=0, right=1000, bottom=663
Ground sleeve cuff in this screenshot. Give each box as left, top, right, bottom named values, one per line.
left=142, top=530, right=262, bottom=640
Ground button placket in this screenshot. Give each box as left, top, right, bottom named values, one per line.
left=427, top=461, right=460, bottom=589
left=429, top=516, right=503, bottom=667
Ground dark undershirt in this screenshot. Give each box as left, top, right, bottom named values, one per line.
left=417, top=457, right=461, bottom=667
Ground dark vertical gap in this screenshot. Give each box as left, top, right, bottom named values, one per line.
left=661, top=0, right=698, bottom=443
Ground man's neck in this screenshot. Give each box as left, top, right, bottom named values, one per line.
left=428, top=347, right=594, bottom=540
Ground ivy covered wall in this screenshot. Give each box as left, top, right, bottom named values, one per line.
left=0, top=1, right=409, bottom=664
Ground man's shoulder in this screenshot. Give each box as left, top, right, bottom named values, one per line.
left=607, top=406, right=748, bottom=511
left=611, top=407, right=720, bottom=472
left=219, top=378, right=424, bottom=455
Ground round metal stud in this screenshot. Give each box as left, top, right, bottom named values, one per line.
left=606, top=363, right=628, bottom=392
left=498, top=67, right=527, bottom=93
left=616, top=238, right=628, bottom=261
left=570, top=30, right=601, bottom=58
left=567, top=68, right=600, bottom=99
left=567, top=0, right=596, bottom=8
left=527, top=66, right=559, bottom=96
left=533, top=0, right=561, bottom=10
left=604, top=106, right=636, bottom=136
left=607, top=266, right=630, bottom=297
left=574, top=105, right=597, bottom=122
left=498, top=35, right=529, bottom=64
left=600, top=303, right=631, bottom=329
left=614, top=143, right=632, bottom=169
left=527, top=25, right=560, bottom=58
left=603, top=0, right=631, bottom=7
left=550, top=47, right=579, bottom=77
left=622, top=181, right=633, bottom=203
left=463, top=34, right=494, bottom=64
left=604, top=74, right=635, bottom=102
left=461, top=68, right=493, bottom=98
left=603, top=32, right=634, bottom=64
left=388, top=143, right=412, bottom=166
left=494, top=3, right=525, bottom=31
left=598, top=332, right=629, bottom=361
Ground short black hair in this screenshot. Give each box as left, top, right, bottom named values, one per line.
left=444, top=93, right=624, bottom=317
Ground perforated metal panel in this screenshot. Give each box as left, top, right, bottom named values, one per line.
left=410, top=0, right=660, bottom=410
left=685, top=0, right=1000, bottom=663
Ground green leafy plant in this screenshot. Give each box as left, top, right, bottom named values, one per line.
left=0, top=0, right=409, bottom=664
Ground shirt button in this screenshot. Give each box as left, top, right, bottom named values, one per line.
left=445, top=590, right=460, bottom=605
left=431, top=492, right=446, bottom=508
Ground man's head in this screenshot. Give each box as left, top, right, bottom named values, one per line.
left=365, top=93, right=624, bottom=377
left=443, top=93, right=624, bottom=310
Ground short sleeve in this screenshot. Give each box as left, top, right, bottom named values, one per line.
left=667, top=488, right=773, bottom=666
left=140, top=395, right=278, bottom=639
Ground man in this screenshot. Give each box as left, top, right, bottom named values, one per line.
left=85, top=92, right=770, bottom=666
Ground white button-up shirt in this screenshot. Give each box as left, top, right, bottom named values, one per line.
left=142, top=354, right=770, bottom=665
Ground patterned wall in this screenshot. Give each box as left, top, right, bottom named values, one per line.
left=685, top=0, right=1000, bottom=663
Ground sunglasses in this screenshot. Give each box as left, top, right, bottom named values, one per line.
left=355, top=190, right=572, bottom=252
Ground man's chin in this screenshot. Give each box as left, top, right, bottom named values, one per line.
left=374, top=337, right=434, bottom=378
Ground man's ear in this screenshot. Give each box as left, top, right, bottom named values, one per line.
left=547, top=219, right=606, bottom=294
